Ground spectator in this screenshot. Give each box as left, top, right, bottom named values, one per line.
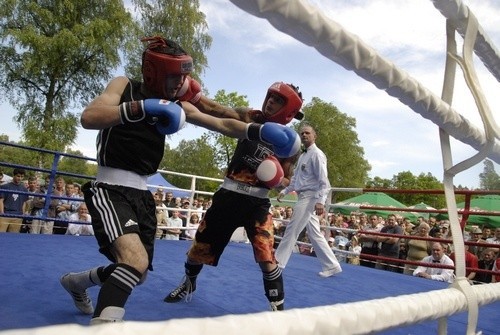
left=358, top=214, right=381, bottom=268
left=330, top=213, right=348, bottom=239
left=358, top=213, right=368, bottom=230
left=334, top=236, right=349, bottom=263
left=271, top=208, right=283, bottom=238
left=327, top=236, right=335, bottom=249
left=413, top=242, right=455, bottom=283
left=30, top=177, right=59, bottom=234
left=40, top=175, right=53, bottom=194
left=178, top=199, right=191, bottom=228
left=491, top=254, right=500, bottom=283
left=163, top=191, right=177, bottom=216
left=66, top=203, right=94, bottom=236
left=154, top=192, right=169, bottom=239
left=439, top=221, right=451, bottom=239
left=450, top=245, right=478, bottom=283
left=283, top=206, right=293, bottom=220
left=375, top=214, right=404, bottom=273
left=428, top=217, right=440, bottom=237
left=348, top=235, right=361, bottom=265
left=415, top=216, right=426, bottom=226
left=162, top=209, right=183, bottom=240
left=0, top=170, right=6, bottom=185
left=21, top=176, right=40, bottom=233
left=52, top=177, right=70, bottom=234
left=0, top=168, right=28, bottom=233
left=319, top=212, right=329, bottom=240
left=467, top=227, right=486, bottom=258
left=298, top=235, right=316, bottom=257
left=184, top=213, right=200, bottom=240
left=474, top=248, right=496, bottom=284
left=485, top=228, right=500, bottom=256
left=74, top=183, right=84, bottom=198
left=481, top=227, right=492, bottom=240
left=403, top=222, right=432, bottom=275
left=191, top=197, right=204, bottom=219
left=402, top=218, right=415, bottom=235
left=486, top=228, right=500, bottom=245
left=56, top=181, right=81, bottom=220
left=202, top=197, right=212, bottom=212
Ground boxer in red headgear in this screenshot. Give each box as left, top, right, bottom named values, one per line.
left=165, top=82, right=304, bottom=312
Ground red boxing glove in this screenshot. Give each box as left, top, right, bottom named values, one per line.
left=177, top=76, right=202, bottom=104
left=256, top=155, right=284, bottom=189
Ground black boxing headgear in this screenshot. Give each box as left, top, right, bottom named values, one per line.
left=262, top=82, right=304, bottom=125
left=141, top=36, right=193, bottom=96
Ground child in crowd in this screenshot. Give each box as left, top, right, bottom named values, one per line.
left=348, top=236, right=361, bottom=265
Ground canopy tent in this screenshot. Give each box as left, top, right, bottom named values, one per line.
left=330, top=192, right=417, bottom=220
left=408, top=202, right=437, bottom=220
left=439, top=195, right=500, bottom=228
left=147, top=173, right=191, bottom=198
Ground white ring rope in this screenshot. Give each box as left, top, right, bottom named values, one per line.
left=228, top=0, right=500, bottom=164
left=431, top=0, right=500, bottom=82
left=2, top=283, right=499, bottom=335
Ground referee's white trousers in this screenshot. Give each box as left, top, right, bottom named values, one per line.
left=275, top=192, right=341, bottom=271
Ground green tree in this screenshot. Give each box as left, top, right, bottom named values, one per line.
left=0, top=0, right=137, bottom=157
left=206, top=90, right=249, bottom=169
left=57, top=149, right=95, bottom=185
left=366, top=176, right=392, bottom=189
left=391, top=171, right=445, bottom=208
left=299, top=97, right=371, bottom=194
left=127, top=0, right=211, bottom=81
left=0, top=135, right=39, bottom=173
left=161, top=135, right=221, bottom=193
left=479, top=159, right=500, bottom=190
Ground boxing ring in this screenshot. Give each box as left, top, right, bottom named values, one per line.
left=1, top=0, right=500, bottom=334
left=0, top=233, right=499, bottom=335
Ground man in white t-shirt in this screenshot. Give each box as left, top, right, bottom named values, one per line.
left=163, top=210, right=183, bottom=240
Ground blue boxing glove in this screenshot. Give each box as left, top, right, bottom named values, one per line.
left=119, top=99, right=186, bottom=135
left=246, top=122, right=300, bottom=158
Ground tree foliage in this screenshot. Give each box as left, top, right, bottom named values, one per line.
left=298, top=97, right=371, bottom=192
left=57, top=149, right=95, bottom=185
left=206, top=89, right=249, bottom=169
left=160, top=135, right=221, bottom=193
left=0, top=0, right=137, bottom=155
left=479, top=159, right=500, bottom=190
left=126, top=0, right=211, bottom=81
left=390, top=171, right=446, bottom=208
left=0, top=136, right=39, bottom=174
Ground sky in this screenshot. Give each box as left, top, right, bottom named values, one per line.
left=1, top=0, right=499, bottom=189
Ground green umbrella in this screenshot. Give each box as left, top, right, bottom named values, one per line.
left=455, top=195, right=500, bottom=228
left=408, top=202, right=437, bottom=220
left=330, top=192, right=416, bottom=220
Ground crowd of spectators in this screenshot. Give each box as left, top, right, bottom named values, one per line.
left=270, top=204, right=500, bottom=284
left=0, top=169, right=92, bottom=236
left=2, top=167, right=499, bottom=284
left=151, top=189, right=211, bottom=241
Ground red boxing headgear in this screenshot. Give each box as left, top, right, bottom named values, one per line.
left=141, top=36, right=193, bottom=96
left=262, top=82, right=303, bottom=125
